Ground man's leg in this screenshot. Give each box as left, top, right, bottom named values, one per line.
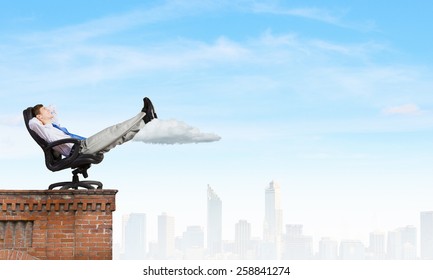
left=80, top=111, right=146, bottom=155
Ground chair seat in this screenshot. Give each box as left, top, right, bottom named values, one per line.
left=65, top=153, right=104, bottom=169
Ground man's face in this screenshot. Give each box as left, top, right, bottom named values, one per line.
left=36, top=106, right=54, bottom=124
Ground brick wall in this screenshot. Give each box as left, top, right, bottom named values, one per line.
left=0, top=189, right=117, bottom=260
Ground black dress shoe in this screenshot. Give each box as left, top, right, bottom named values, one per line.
left=142, top=97, right=158, bottom=124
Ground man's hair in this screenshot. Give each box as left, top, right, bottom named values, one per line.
left=32, top=104, right=44, bottom=117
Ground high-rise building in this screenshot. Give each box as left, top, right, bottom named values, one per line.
left=339, top=240, right=365, bottom=260
left=181, top=226, right=205, bottom=259
left=235, top=220, right=252, bottom=259
left=368, top=231, right=386, bottom=259
left=182, top=226, right=204, bottom=249
left=387, top=229, right=402, bottom=259
left=207, top=185, right=222, bottom=256
left=400, top=225, right=417, bottom=259
left=421, top=211, right=433, bottom=259
left=318, top=237, right=338, bottom=260
left=387, top=226, right=417, bottom=260
left=158, top=212, right=175, bottom=259
left=121, top=213, right=146, bottom=260
left=283, top=224, right=313, bottom=260
left=263, top=180, right=283, bottom=259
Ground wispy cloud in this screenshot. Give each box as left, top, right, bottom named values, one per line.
left=0, top=124, right=39, bottom=159
left=382, top=104, right=424, bottom=116
left=255, top=5, right=341, bottom=24
left=0, top=1, right=383, bottom=100
left=251, top=2, right=376, bottom=31
left=0, top=113, right=23, bottom=126
left=16, top=1, right=212, bottom=45
left=133, top=119, right=221, bottom=144
left=1, top=0, right=432, bottom=128
left=0, top=35, right=249, bottom=98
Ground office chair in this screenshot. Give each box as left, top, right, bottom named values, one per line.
left=23, top=107, right=104, bottom=190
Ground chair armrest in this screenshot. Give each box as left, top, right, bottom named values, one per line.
left=43, top=138, right=83, bottom=169
left=45, top=138, right=82, bottom=149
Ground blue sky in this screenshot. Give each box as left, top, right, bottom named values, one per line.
left=1, top=0, right=433, bottom=246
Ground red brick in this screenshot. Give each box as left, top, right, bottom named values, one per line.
left=0, top=189, right=117, bottom=260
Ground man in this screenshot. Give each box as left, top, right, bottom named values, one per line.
left=29, top=97, right=157, bottom=157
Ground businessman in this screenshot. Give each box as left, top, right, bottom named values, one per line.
left=29, top=97, right=157, bottom=157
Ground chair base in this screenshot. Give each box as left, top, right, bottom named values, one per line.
left=48, top=180, right=103, bottom=190
left=48, top=166, right=103, bottom=190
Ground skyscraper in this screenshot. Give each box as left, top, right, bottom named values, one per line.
left=235, top=220, right=252, bottom=259
left=421, top=211, right=433, bottom=259
left=181, top=226, right=205, bottom=259
left=368, top=231, right=386, bottom=259
left=319, top=237, right=338, bottom=260
left=207, top=185, right=222, bottom=256
left=387, top=229, right=402, bottom=259
left=263, top=180, right=283, bottom=259
left=283, top=224, right=313, bottom=260
left=158, top=212, right=175, bottom=259
left=182, top=226, right=204, bottom=250
left=400, top=226, right=417, bottom=260
left=121, top=213, right=146, bottom=260
left=339, top=240, right=365, bottom=260
left=387, top=226, right=417, bottom=260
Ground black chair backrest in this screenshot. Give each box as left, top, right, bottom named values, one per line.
left=23, top=107, right=47, bottom=148
left=23, top=107, right=63, bottom=163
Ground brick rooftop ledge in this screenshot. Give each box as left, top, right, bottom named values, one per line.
left=0, top=189, right=118, bottom=260
left=0, top=189, right=118, bottom=212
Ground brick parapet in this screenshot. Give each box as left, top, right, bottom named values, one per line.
left=0, top=189, right=118, bottom=260
left=0, top=190, right=117, bottom=213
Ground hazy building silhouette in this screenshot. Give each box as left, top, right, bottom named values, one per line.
left=387, top=226, right=417, bottom=260
left=207, top=185, right=222, bottom=256
left=368, top=231, right=386, bottom=259
left=421, top=211, right=433, bottom=259
left=387, top=229, right=402, bottom=259
left=158, top=212, right=175, bottom=259
left=263, top=180, right=283, bottom=259
left=116, top=187, right=431, bottom=260
left=400, top=226, right=417, bottom=259
left=318, top=237, right=338, bottom=260
left=147, top=241, right=158, bottom=259
left=235, top=220, right=252, bottom=259
left=180, top=225, right=205, bottom=259
left=339, top=240, right=365, bottom=260
left=121, top=213, right=146, bottom=260
left=283, top=224, right=313, bottom=259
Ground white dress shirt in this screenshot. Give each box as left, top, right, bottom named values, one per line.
left=28, top=117, right=73, bottom=156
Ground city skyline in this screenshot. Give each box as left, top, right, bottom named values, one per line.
left=2, top=1, right=433, bottom=264
left=112, top=176, right=431, bottom=254
left=115, top=181, right=432, bottom=260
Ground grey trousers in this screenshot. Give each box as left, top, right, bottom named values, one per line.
left=80, top=111, right=145, bottom=155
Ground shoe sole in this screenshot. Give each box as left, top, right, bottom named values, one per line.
left=144, top=98, right=157, bottom=123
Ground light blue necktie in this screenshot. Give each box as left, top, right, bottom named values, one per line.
left=52, top=123, right=86, bottom=140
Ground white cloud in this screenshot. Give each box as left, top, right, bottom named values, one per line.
left=0, top=124, right=39, bottom=159
left=282, top=7, right=342, bottom=25
left=0, top=114, right=23, bottom=126
left=133, top=119, right=221, bottom=144
left=251, top=3, right=376, bottom=31
left=382, top=104, right=423, bottom=116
